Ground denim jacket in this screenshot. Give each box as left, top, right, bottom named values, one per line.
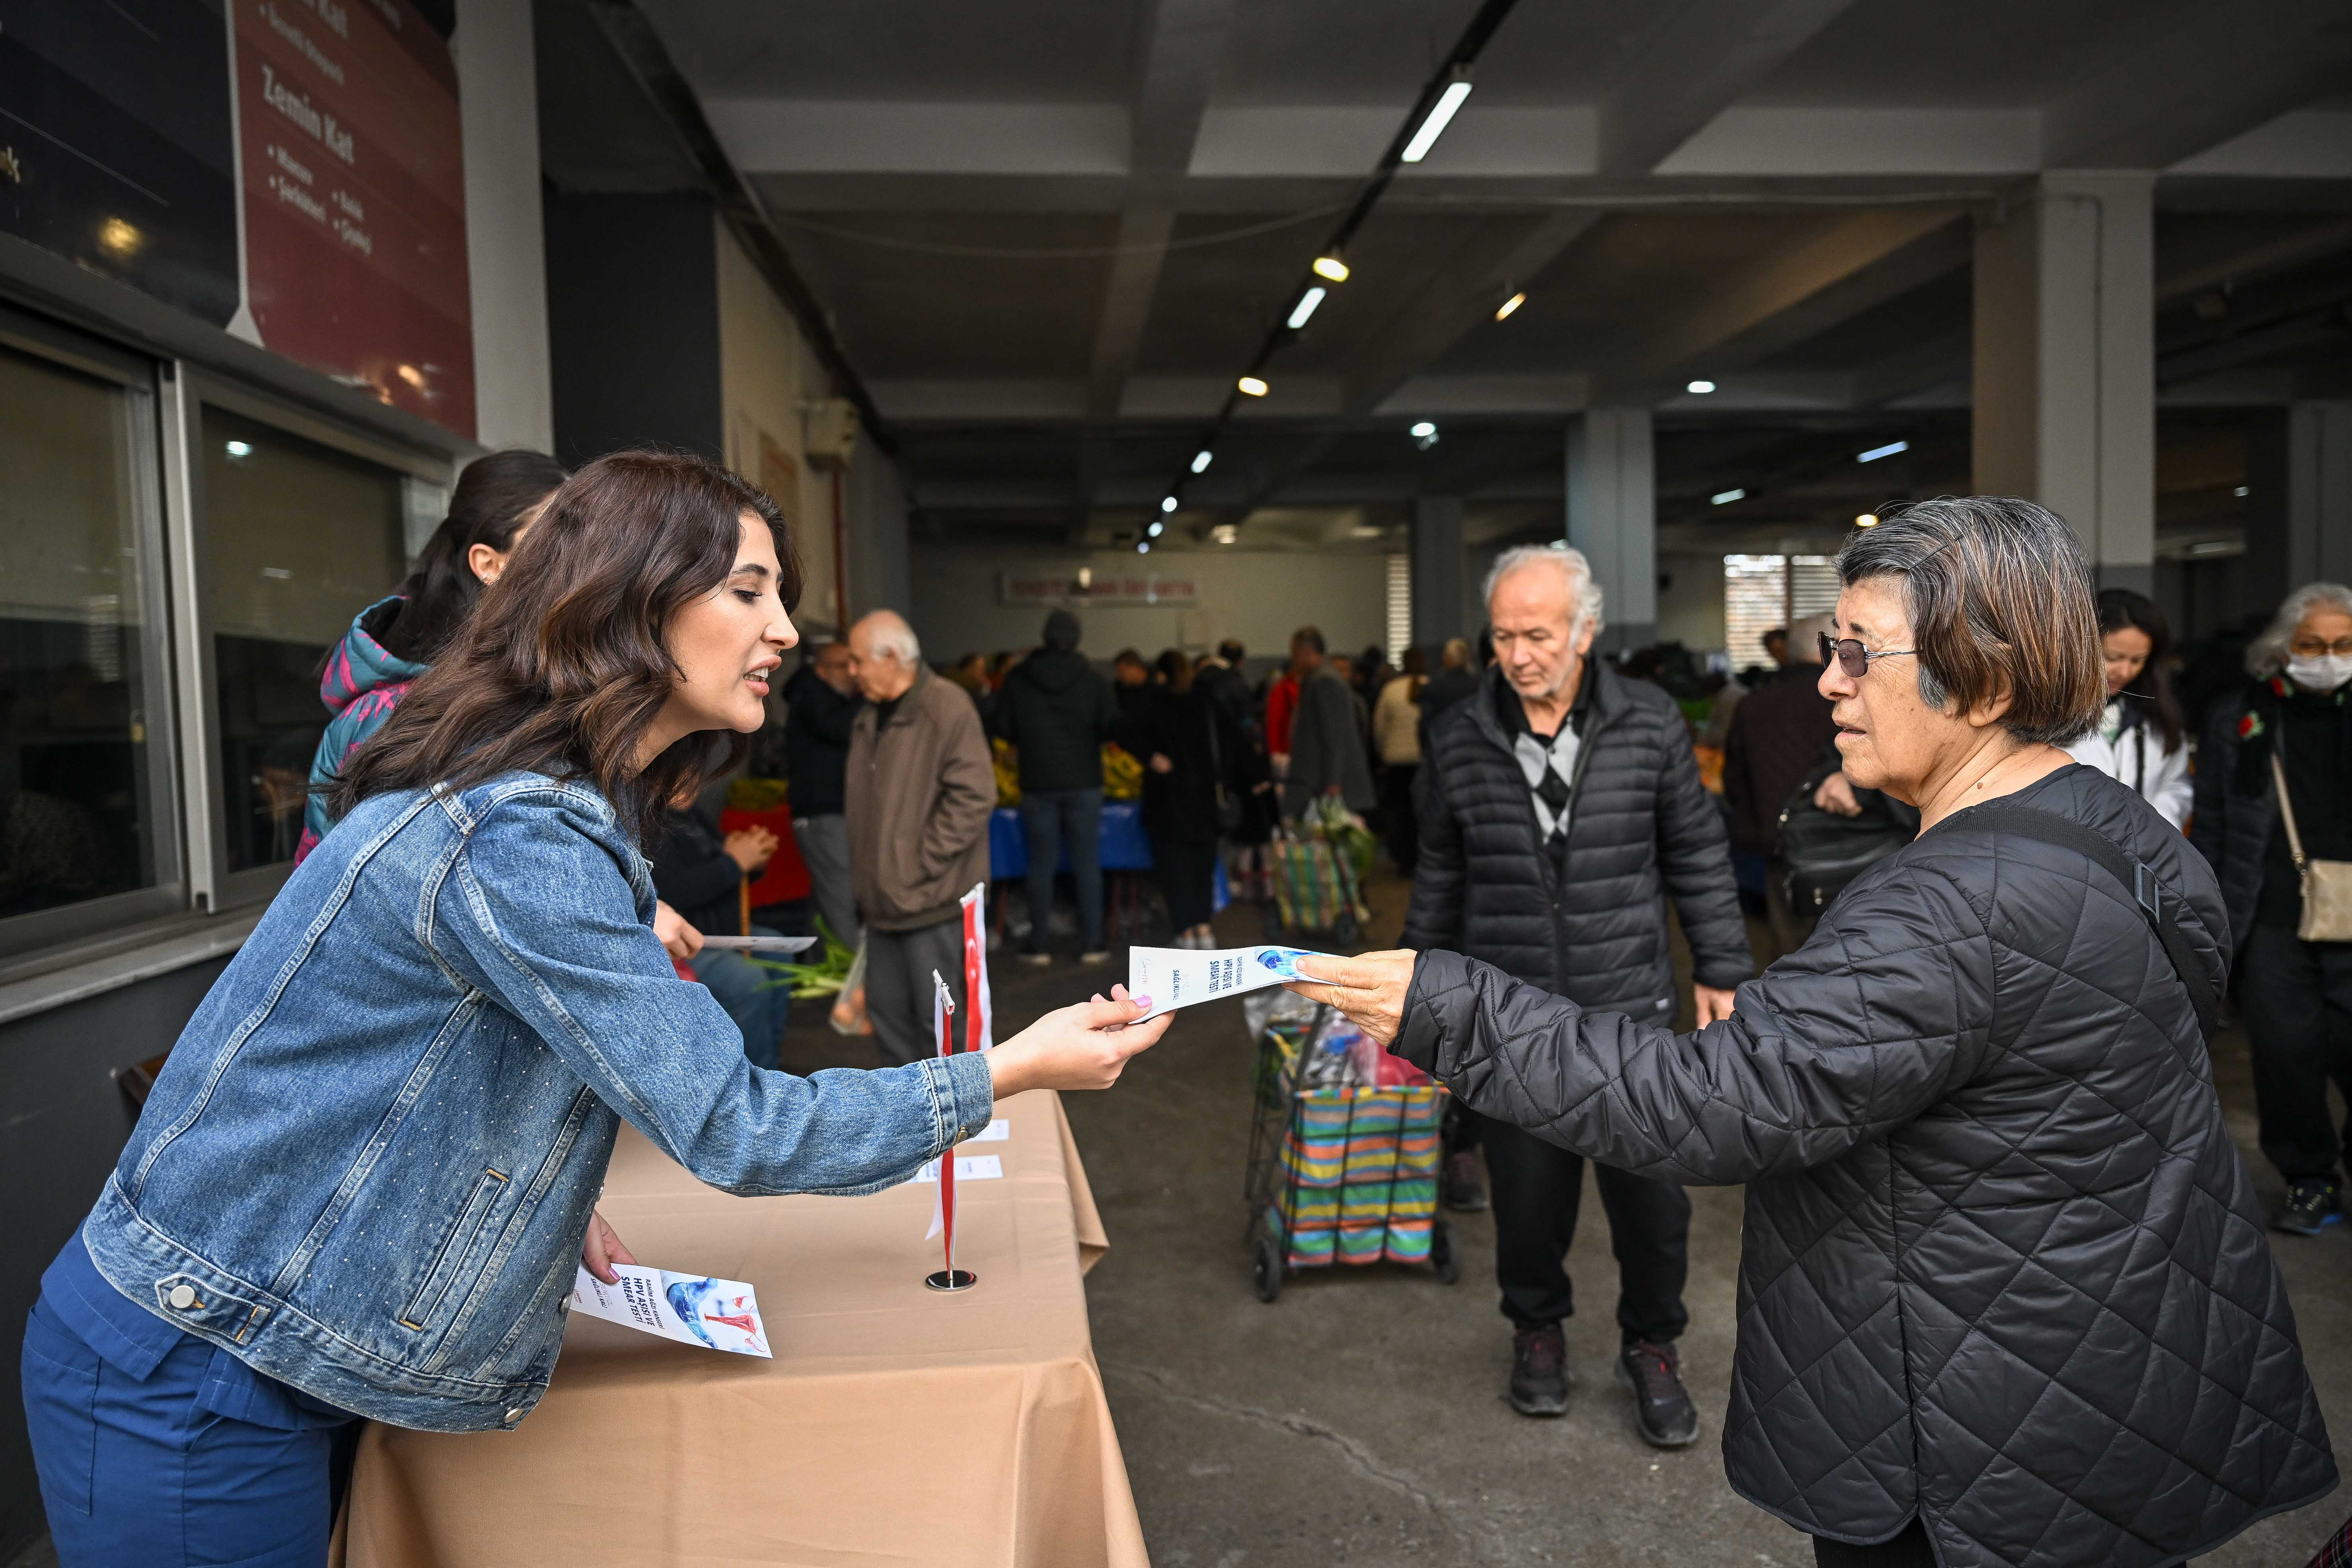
left=81, top=773, right=994, bottom=1433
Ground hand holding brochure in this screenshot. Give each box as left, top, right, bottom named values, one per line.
left=570, top=1263, right=773, bottom=1358
left=1126, top=944, right=1329, bottom=1019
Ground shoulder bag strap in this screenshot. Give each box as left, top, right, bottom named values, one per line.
left=1958, top=805, right=2220, bottom=1046
left=2269, top=751, right=2309, bottom=874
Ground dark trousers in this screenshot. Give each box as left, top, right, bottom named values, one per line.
left=2240, top=924, right=2352, bottom=1183
left=1813, top=1521, right=1936, bottom=1566
left=1476, top=1111, right=1691, bottom=1343
left=1152, top=832, right=1218, bottom=930
left=865, top=917, right=967, bottom=1066
left=1378, top=762, right=1419, bottom=877
left=1021, top=787, right=1104, bottom=953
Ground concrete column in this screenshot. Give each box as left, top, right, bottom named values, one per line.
left=1409, top=495, right=1466, bottom=657
left=455, top=0, right=554, bottom=451
left=1972, top=171, right=2155, bottom=593
left=2287, top=401, right=2352, bottom=590
left=1566, top=407, right=1656, bottom=653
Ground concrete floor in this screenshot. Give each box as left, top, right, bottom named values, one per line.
left=769, top=870, right=2352, bottom=1568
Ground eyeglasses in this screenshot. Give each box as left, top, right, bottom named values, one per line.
left=2290, top=636, right=2352, bottom=658
left=1819, top=633, right=1916, bottom=679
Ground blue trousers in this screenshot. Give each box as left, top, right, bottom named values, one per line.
left=1021, top=787, right=1104, bottom=953
left=21, top=1294, right=355, bottom=1567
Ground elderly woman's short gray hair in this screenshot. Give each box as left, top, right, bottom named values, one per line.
left=1483, top=543, right=1605, bottom=637
left=2246, top=581, right=2352, bottom=677
left=1835, top=497, right=2105, bottom=745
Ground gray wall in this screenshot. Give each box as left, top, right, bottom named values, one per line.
left=543, top=190, right=722, bottom=467
left=0, top=959, right=231, bottom=1558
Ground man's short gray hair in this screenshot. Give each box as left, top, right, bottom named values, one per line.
left=2247, top=582, right=2352, bottom=678
left=855, top=610, right=922, bottom=665
left=1483, top=544, right=1605, bottom=637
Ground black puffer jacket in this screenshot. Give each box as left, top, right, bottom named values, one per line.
left=996, top=641, right=1117, bottom=793
left=1402, top=661, right=1752, bottom=1012
left=1397, top=764, right=2335, bottom=1567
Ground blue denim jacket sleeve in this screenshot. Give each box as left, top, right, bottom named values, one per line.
left=430, top=788, right=993, bottom=1196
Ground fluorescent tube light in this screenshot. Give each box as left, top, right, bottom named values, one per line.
left=1495, top=292, right=1524, bottom=320
left=1857, top=440, right=1908, bottom=463
left=1287, top=287, right=1327, bottom=329
left=1401, top=76, right=1472, bottom=163
left=1686, top=380, right=1715, bottom=395
left=1191, top=450, right=1213, bottom=474
left=1712, top=488, right=1745, bottom=506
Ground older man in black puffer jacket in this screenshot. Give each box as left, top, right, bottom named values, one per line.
left=1405, top=543, right=1752, bottom=1445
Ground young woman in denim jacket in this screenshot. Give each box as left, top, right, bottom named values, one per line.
left=22, top=451, right=1169, bottom=1567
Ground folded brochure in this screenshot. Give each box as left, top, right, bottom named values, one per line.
left=1126, top=944, right=1328, bottom=1020
left=570, top=1263, right=773, bottom=1358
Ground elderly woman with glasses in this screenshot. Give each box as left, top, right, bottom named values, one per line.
left=1290, top=498, right=2334, bottom=1568
left=2192, top=580, right=2352, bottom=1238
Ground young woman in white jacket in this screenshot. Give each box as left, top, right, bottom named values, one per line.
left=2063, top=587, right=2192, bottom=828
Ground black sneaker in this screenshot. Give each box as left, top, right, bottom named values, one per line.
left=2275, top=1178, right=2342, bottom=1236
left=1509, top=1324, right=1569, bottom=1418
left=1442, top=1151, right=1488, bottom=1212
left=1617, top=1340, right=1700, bottom=1448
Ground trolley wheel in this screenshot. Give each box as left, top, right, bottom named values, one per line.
left=1431, top=1218, right=1461, bottom=1285
left=1253, top=1232, right=1284, bottom=1303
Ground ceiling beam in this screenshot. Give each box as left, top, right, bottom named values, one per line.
left=1083, top=0, right=1241, bottom=421
left=1594, top=0, right=1864, bottom=176
left=1600, top=209, right=1969, bottom=394
left=2157, top=218, right=2352, bottom=303
left=2041, top=0, right=2352, bottom=169
left=1341, top=209, right=1604, bottom=416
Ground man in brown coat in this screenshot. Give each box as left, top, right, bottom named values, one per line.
left=845, top=610, right=995, bottom=1064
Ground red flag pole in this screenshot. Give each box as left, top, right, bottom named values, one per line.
left=925, top=970, right=976, bottom=1291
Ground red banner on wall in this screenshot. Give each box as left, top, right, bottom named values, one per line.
left=234, top=0, right=473, bottom=437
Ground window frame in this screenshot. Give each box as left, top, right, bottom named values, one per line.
left=166, top=369, right=454, bottom=914
left=0, top=303, right=189, bottom=959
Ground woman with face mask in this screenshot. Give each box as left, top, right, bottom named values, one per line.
left=2060, top=588, right=2192, bottom=829
left=2192, top=579, right=2352, bottom=1236
left=20, top=453, right=1169, bottom=1567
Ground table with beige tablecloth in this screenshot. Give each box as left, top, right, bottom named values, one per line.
left=338, top=1088, right=1145, bottom=1568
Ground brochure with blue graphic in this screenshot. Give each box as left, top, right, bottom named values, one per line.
left=570, top=1263, right=773, bottom=1358
left=1126, top=944, right=1331, bottom=1020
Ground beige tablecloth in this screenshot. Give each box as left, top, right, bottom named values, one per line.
left=339, top=1089, right=1144, bottom=1568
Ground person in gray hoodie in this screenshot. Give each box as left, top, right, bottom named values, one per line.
left=995, top=609, right=1120, bottom=964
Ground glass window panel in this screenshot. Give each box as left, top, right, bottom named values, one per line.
left=0, top=342, right=160, bottom=918
left=202, top=407, right=406, bottom=873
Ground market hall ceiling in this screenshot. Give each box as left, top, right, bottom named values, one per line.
left=534, top=0, right=2352, bottom=552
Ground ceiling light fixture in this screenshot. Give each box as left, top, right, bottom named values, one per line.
left=1686, top=379, right=1716, bottom=395
left=1148, top=520, right=1164, bottom=537
left=1161, top=496, right=1178, bottom=513
left=1409, top=421, right=1437, bottom=439
left=1712, top=488, right=1746, bottom=506
left=1857, top=440, right=1909, bottom=463
left=1191, top=450, right=1213, bottom=474
left=1400, top=70, right=1473, bottom=163
left=1237, top=376, right=1269, bottom=397
left=1286, top=287, right=1327, bottom=330
left=1136, top=541, right=1150, bottom=554
left=1856, top=513, right=1879, bottom=528
left=224, top=440, right=253, bottom=457
left=2234, top=485, right=2250, bottom=497
left=1212, top=524, right=1237, bottom=545
left=1495, top=292, right=1525, bottom=321
left=1312, top=253, right=1349, bottom=283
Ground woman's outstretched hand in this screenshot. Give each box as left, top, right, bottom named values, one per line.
left=987, top=985, right=1171, bottom=1098
left=1284, top=950, right=1415, bottom=1046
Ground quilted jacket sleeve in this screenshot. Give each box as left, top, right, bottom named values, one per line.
left=1651, top=717, right=1755, bottom=991
left=1399, top=744, right=1464, bottom=951
left=1393, top=859, right=1996, bottom=1184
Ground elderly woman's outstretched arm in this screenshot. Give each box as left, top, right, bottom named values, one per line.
left=1293, top=864, right=1998, bottom=1185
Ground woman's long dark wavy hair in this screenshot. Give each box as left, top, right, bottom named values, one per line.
left=379, top=449, right=570, bottom=663
left=2098, top=587, right=2184, bottom=753
left=330, top=451, right=800, bottom=844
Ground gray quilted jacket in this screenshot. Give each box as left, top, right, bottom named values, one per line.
left=1396, top=763, right=2334, bottom=1566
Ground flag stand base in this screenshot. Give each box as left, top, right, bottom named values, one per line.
left=924, top=1269, right=979, bottom=1292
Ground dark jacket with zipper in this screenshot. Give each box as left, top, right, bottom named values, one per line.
left=781, top=664, right=861, bottom=818
left=1396, top=763, right=2334, bottom=1568
left=996, top=646, right=1117, bottom=794
left=2193, top=674, right=2352, bottom=946
left=1401, top=660, right=1752, bottom=1015
left=648, top=803, right=745, bottom=937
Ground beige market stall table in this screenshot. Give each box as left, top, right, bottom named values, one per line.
left=336, top=1088, right=1144, bottom=1568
